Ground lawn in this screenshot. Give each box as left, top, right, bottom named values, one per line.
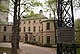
left=0, top=47, right=11, bottom=54
left=77, top=48, right=80, bottom=54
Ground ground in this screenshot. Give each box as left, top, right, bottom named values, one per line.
left=0, top=42, right=56, bottom=54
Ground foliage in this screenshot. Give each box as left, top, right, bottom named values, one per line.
left=44, top=0, right=57, bottom=14
left=73, top=0, right=80, bottom=11
left=77, top=48, right=80, bottom=54
left=30, top=11, right=34, bottom=15
left=0, top=3, right=7, bottom=12
left=0, top=47, right=11, bottom=51
left=0, top=19, right=2, bottom=23
left=42, top=43, right=51, bottom=47
left=20, top=0, right=42, bottom=16
left=75, top=19, right=80, bottom=44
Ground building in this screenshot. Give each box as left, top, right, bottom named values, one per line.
left=0, top=23, right=12, bottom=42
left=0, top=0, right=9, bottom=22
left=0, top=10, right=57, bottom=45
left=19, top=10, right=57, bottom=45
left=0, top=0, right=11, bottom=42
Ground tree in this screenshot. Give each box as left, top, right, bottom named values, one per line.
left=44, top=0, right=57, bottom=44
left=9, top=0, right=42, bottom=54
left=73, top=0, right=80, bottom=11
left=0, top=0, right=42, bottom=54
left=75, top=19, right=80, bottom=44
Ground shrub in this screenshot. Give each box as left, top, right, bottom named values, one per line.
left=42, top=44, right=51, bottom=47
left=76, top=44, right=80, bottom=48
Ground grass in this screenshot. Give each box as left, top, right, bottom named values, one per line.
left=0, top=47, right=11, bottom=53
left=77, top=48, right=80, bottom=54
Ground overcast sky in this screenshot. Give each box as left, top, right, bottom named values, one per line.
left=37, top=0, right=80, bottom=20
left=8, top=0, right=80, bottom=22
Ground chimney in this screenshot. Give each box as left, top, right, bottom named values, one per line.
left=49, top=13, right=51, bottom=18
left=39, top=10, right=43, bottom=15
left=6, top=17, right=8, bottom=22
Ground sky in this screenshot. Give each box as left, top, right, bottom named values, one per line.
left=8, top=0, right=80, bottom=22
left=37, top=0, right=80, bottom=20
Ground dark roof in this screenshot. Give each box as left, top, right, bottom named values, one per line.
left=21, top=14, right=48, bottom=21
left=0, top=23, right=13, bottom=26
left=41, top=19, right=57, bottom=22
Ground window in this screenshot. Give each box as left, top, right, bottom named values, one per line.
left=47, top=36, right=50, bottom=44
left=24, top=21, right=26, bottom=24
left=33, top=26, right=36, bottom=32
left=46, top=23, right=50, bottom=30
left=3, top=35, right=6, bottom=42
left=28, top=27, right=30, bottom=32
left=4, top=26, right=7, bottom=31
left=33, top=36, right=35, bottom=42
left=34, top=20, right=36, bottom=23
left=24, top=27, right=26, bottom=32
left=38, top=36, right=40, bottom=42
left=39, top=20, right=41, bottom=22
left=19, top=27, right=21, bottom=32
left=28, top=21, right=31, bottom=23
left=39, top=26, right=40, bottom=32
left=42, top=36, right=43, bottom=43
left=19, top=36, right=21, bottom=41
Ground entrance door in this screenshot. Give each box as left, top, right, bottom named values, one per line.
left=25, top=34, right=28, bottom=42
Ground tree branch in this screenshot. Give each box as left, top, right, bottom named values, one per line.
left=20, top=6, right=30, bottom=16
left=0, top=9, right=13, bottom=16
left=11, top=0, right=15, bottom=3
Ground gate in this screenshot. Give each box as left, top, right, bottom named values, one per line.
left=57, top=0, right=76, bottom=54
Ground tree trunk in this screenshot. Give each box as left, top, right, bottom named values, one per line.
left=11, top=0, right=18, bottom=54
left=16, top=0, right=21, bottom=49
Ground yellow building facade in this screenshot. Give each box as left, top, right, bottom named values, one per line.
left=0, top=9, right=56, bottom=45
left=19, top=13, right=56, bottom=45
left=0, top=23, right=12, bottom=42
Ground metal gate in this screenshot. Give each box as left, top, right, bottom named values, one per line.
left=57, top=0, right=76, bottom=54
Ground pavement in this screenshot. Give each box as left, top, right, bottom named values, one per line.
left=0, top=42, right=56, bottom=54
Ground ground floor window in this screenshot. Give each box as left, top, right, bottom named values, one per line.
left=33, top=36, right=35, bottom=42
left=3, top=35, right=6, bottom=42
left=47, top=36, right=50, bottom=44
left=19, top=36, right=21, bottom=41
left=38, top=36, right=40, bottom=43
left=42, top=36, right=43, bottom=43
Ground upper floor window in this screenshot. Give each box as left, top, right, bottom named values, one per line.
left=34, top=20, right=36, bottom=23
left=33, top=26, right=36, bottom=32
left=24, top=27, right=26, bottom=32
left=39, top=20, right=41, bottom=22
left=24, top=21, right=26, bottom=24
left=28, top=27, right=30, bottom=32
left=4, top=26, right=7, bottom=31
left=28, top=21, right=31, bottom=23
left=46, top=23, right=50, bottom=30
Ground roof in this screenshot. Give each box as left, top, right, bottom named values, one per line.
left=0, top=22, right=13, bottom=26
left=41, top=18, right=57, bottom=22
left=21, top=14, right=48, bottom=21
